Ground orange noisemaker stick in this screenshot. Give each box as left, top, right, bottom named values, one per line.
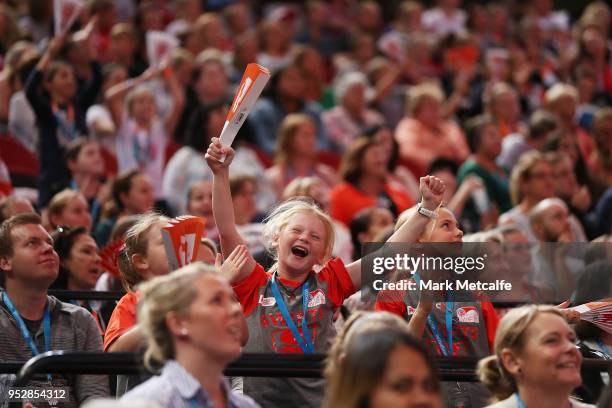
left=218, top=63, right=270, bottom=159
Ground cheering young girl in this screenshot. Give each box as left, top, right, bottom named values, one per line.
left=205, top=137, right=445, bottom=408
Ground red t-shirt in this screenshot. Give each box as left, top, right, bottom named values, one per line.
left=376, top=287, right=499, bottom=354
left=234, top=258, right=355, bottom=317
left=233, top=258, right=356, bottom=354
left=329, top=182, right=415, bottom=226
left=103, top=291, right=139, bottom=352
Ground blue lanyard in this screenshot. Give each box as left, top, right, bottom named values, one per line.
left=270, top=273, right=315, bottom=354
left=597, top=340, right=610, bottom=357
left=426, top=301, right=454, bottom=356
left=132, top=131, right=154, bottom=169
left=516, top=393, right=572, bottom=408
left=3, top=292, right=52, bottom=381
left=71, top=180, right=101, bottom=222
left=52, top=107, right=77, bottom=145
left=413, top=273, right=454, bottom=356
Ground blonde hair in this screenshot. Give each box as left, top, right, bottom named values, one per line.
left=275, top=113, right=316, bottom=165
left=48, top=189, right=87, bottom=228
left=486, top=82, right=516, bottom=112
left=125, top=85, right=155, bottom=117
left=118, top=212, right=168, bottom=291
left=324, top=311, right=409, bottom=381
left=263, top=198, right=335, bottom=272
left=138, top=262, right=218, bottom=372
left=406, top=82, right=444, bottom=117
left=545, top=83, right=578, bottom=106
left=509, top=150, right=548, bottom=205
left=282, top=177, right=322, bottom=201
left=477, top=305, right=565, bottom=402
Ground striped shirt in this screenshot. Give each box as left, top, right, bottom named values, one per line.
left=0, top=289, right=109, bottom=407
left=122, top=360, right=260, bottom=408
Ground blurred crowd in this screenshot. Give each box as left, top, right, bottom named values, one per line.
left=0, top=0, right=611, bottom=407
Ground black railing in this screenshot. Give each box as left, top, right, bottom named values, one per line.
left=47, top=290, right=541, bottom=309
left=4, top=351, right=611, bottom=386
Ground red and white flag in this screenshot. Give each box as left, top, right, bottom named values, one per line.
left=219, top=63, right=270, bottom=150
left=571, top=301, right=612, bottom=334
left=54, top=0, right=84, bottom=35
left=161, top=215, right=206, bottom=270
left=146, top=31, right=178, bottom=68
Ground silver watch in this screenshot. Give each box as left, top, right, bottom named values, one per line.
left=417, top=203, right=438, bottom=219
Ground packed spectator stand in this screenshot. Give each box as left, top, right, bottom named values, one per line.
left=0, top=0, right=611, bottom=407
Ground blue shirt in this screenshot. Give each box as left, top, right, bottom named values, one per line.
left=247, top=98, right=329, bottom=155
left=121, top=360, right=260, bottom=408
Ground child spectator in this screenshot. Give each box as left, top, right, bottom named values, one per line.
left=206, top=136, right=444, bottom=408
left=376, top=203, right=500, bottom=407
left=282, top=176, right=353, bottom=263
left=105, top=64, right=184, bottom=204
left=24, top=31, right=102, bottom=207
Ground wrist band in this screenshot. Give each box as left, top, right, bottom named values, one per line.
left=417, top=203, right=438, bottom=219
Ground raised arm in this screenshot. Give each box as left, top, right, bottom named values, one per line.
left=205, top=138, right=256, bottom=283
left=162, top=67, right=185, bottom=136
left=346, top=176, right=446, bottom=289
left=104, top=67, right=159, bottom=129
left=24, top=35, right=66, bottom=119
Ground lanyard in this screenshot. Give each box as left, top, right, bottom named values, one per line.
left=413, top=273, right=454, bottom=356
left=70, top=180, right=101, bottom=222
left=52, top=102, right=77, bottom=145
left=597, top=340, right=610, bottom=357
left=516, top=394, right=572, bottom=408
left=427, top=301, right=454, bottom=356
left=3, top=292, right=52, bottom=381
left=270, top=273, right=315, bottom=354
left=132, top=127, right=154, bottom=169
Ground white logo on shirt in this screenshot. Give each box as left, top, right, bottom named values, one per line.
left=307, top=289, right=326, bottom=308
left=259, top=295, right=276, bottom=307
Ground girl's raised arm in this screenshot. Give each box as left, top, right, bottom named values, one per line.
left=205, top=138, right=256, bottom=283
left=162, top=67, right=185, bottom=136
left=104, top=67, right=159, bottom=130
left=346, top=176, right=446, bottom=289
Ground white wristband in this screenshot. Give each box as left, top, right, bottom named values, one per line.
left=417, top=203, right=438, bottom=219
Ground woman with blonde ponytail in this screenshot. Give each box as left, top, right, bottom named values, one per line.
left=121, top=262, right=259, bottom=407
left=477, top=305, right=595, bottom=408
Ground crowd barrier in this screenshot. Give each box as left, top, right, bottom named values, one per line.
left=3, top=351, right=611, bottom=386
left=50, top=290, right=539, bottom=309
